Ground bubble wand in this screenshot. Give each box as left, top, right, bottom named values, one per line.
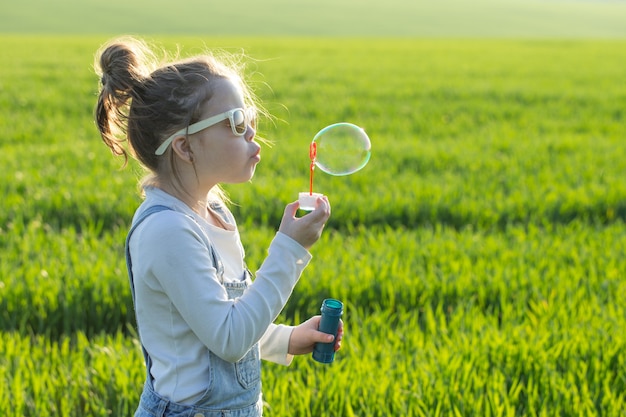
left=309, top=142, right=317, bottom=196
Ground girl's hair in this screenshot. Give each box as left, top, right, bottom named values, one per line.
left=94, top=36, right=260, bottom=201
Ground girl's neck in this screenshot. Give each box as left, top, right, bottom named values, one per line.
left=158, top=183, right=207, bottom=219
left=157, top=183, right=226, bottom=229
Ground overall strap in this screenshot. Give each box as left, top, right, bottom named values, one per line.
left=125, top=205, right=172, bottom=307
left=124, top=205, right=224, bottom=386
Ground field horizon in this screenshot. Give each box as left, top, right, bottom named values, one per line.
left=3, top=0, right=626, bottom=38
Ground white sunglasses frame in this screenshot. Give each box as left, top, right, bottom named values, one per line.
left=154, top=108, right=252, bottom=155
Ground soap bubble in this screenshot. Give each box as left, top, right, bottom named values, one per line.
left=312, top=123, right=371, bottom=176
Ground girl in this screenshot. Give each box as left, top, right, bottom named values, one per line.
left=94, top=37, right=340, bottom=417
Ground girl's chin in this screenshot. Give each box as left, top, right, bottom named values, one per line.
left=240, top=166, right=258, bottom=183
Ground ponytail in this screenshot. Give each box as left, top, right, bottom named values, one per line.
left=94, top=37, right=154, bottom=163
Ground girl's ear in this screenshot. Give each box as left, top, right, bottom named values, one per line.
left=171, top=136, right=194, bottom=163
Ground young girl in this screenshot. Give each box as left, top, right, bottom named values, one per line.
left=94, top=37, right=341, bottom=417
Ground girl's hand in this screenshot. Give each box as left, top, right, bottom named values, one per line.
left=278, top=196, right=331, bottom=250
left=288, top=315, right=344, bottom=356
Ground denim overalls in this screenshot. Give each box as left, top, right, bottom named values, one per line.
left=126, top=205, right=263, bottom=417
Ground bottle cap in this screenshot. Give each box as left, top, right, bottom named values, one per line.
left=320, top=298, right=343, bottom=316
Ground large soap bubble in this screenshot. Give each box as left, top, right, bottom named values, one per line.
left=312, top=122, right=371, bottom=176
left=299, top=122, right=372, bottom=211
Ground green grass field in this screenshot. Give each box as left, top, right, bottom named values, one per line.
left=1, top=6, right=626, bottom=415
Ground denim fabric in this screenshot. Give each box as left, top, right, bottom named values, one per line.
left=127, top=206, right=263, bottom=417
left=135, top=380, right=263, bottom=417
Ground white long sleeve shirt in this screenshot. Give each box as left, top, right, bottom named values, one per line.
left=128, top=187, right=311, bottom=403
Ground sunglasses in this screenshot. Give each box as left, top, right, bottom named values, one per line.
left=155, top=107, right=256, bottom=155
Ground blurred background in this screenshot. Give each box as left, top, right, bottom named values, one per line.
left=2, top=0, right=626, bottom=38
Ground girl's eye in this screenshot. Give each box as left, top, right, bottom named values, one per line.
left=231, top=109, right=246, bottom=134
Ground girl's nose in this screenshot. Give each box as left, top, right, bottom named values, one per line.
left=245, top=124, right=256, bottom=142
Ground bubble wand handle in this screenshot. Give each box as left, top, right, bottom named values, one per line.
left=309, top=142, right=317, bottom=195
left=312, top=298, right=343, bottom=363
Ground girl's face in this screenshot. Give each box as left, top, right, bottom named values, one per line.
left=188, top=78, right=261, bottom=189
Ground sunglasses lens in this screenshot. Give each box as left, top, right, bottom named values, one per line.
left=232, top=109, right=247, bottom=134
